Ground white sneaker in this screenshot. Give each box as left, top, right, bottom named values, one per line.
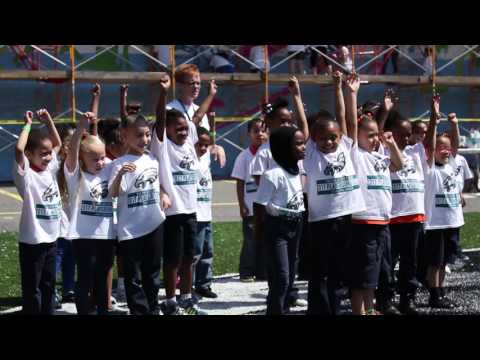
left=445, top=265, right=451, bottom=274
left=108, top=304, right=129, bottom=315
left=110, top=296, right=117, bottom=305
left=292, top=298, right=308, bottom=307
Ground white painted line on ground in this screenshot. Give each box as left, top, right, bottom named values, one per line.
left=0, top=189, right=22, bottom=202
left=212, top=202, right=238, bottom=207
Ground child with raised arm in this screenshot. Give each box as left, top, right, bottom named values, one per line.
left=151, top=74, right=206, bottom=315
left=231, top=118, right=267, bottom=282
left=13, top=109, right=62, bottom=314
left=108, top=108, right=168, bottom=315
left=64, top=112, right=116, bottom=315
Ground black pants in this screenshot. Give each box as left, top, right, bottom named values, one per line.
left=264, top=215, right=302, bottom=315
left=72, top=239, right=115, bottom=315
left=253, top=203, right=268, bottom=280
left=297, top=194, right=311, bottom=280
left=19, top=242, right=57, bottom=315
left=119, top=225, right=163, bottom=315
left=307, top=215, right=351, bottom=315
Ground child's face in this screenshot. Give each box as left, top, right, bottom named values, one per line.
left=410, top=122, right=427, bottom=145
left=123, top=121, right=151, bottom=155
left=293, top=130, right=306, bottom=161
left=179, top=73, right=201, bottom=100
left=26, top=139, right=53, bottom=171
left=314, top=123, right=341, bottom=154
left=269, top=108, right=293, bottom=130
left=435, top=136, right=452, bottom=164
left=393, top=120, right=412, bottom=150
left=249, top=122, right=267, bottom=147
left=81, top=144, right=106, bottom=174
left=358, top=121, right=380, bottom=152
left=166, top=116, right=189, bottom=145
left=195, top=133, right=211, bottom=158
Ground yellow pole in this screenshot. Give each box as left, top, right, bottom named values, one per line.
left=170, top=45, right=176, bottom=99
left=69, top=45, right=76, bottom=123
left=264, top=45, right=269, bottom=104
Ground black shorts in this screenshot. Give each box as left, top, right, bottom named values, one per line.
left=288, top=51, right=305, bottom=60
left=425, top=228, right=460, bottom=267
left=348, top=224, right=389, bottom=289
left=163, top=213, right=197, bottom=265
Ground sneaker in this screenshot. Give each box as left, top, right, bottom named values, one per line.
left=240, top=276, right=255, bottom=283
left=160, top=301, right=184, bottom=315
left=399, top=299, right=419, bottom=315
left=377, top=302, right=401, bottom=315
left=108, top=304, right=129, bottom=315
left=366, top=309, right=383, bottom=316
left=110, top=296, right=117, bottom=305
left=179, top=298, right=208, bottom=315
left=114, top=287, right=127, bottom=303
left=290, top=298, right=308, bottom=307
left=61, top=291, right=75, bottom=303
left=195, top=286, right=218, bottom=299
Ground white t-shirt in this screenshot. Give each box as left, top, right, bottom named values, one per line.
left=231, top=147, right=259, bottom=216
left=196, top=151, right=212, bottom=222
left=249, top=46, right=270, bottom=71
left=303, top=136, right=366, bottom=222
left=109, top=153, right=165, bottom=241
left=252, top=142, right=305, bottom=177
left=424, top=157, right=464, bottom=230
left=65, top=161, right=115, bottom=240
left=454, top=154, right=473, bottom=192
left=287, top=45, right=306, bottom=53
left=352, top=145, right=392, bottom=221
left=255, top=164, right=304, bottom=218
left=167, top=99, right=210, bottom=141
left=389, top=143, right=427, bottom=218
left=151, top=129, right=198, bottom=216
left=13, top=153, right=62, bottom=244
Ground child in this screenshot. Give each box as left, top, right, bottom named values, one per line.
left=231, top=117, right=267, bottom=282
left=410, top=120, right=428, bottom=145
left=345, top=77, right=405, bottom=316
left=193, top=119, right=217, bottom=298
left=13, top=109, right=62, bottom=314
left=64, top=112, right=116, bottom=315
left=109, top=110, right=169, bottom=315
left=423, top=98, right=463, bottom=309
left=55, top=123, right=77, bottom=306
left=255, top=126, right=306, bottom=315
left=302, top=74, right=366, bottom=315
left=151, top=74, right=206, bottom=315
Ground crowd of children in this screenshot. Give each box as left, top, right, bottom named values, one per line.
left=13, top=62, right=472, bottom=315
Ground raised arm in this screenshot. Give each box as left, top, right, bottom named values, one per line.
left=377, top=89, right=396, bottom=132
left=332, top=71, right=346, bottom=135
left=447, top=112, right=460, bottom=157
left=382, top=131, right=405, bottom=171
left=155, top=74, right=171, bottom=141
left=89, top=83, right=101, bottom=136
left=120, top=84, right=129, bottom=121
left=36, top=109, right=62, bottom=154
left=192, top=80, right=217, bottom=126
left=424, top=94, right=441, bottom=167
left=15, top=111, right=34, bottom=169
left=288, top=76, right=309, bottom=140
left=344, top=73, right=360, bottom=143
left=65, top=112, right=93, bottom=173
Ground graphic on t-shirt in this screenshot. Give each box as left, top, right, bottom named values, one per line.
left=324, top=152, right=346, bottom=176
left=179, top=155, right=195, bottom=171
left=90, top=181, right=109, bottom=200
left=81, top=180, right=113, bottom=217
left=442, top=174, right=457, bottom=192
left=454, top=165, right=462, bottom=178
left=134, top=168, right=158, bottom=189
left=397, top=159, right=416, bottom=178
left=435, top=193, right=461, bottom=208
left=42, top=183, right=59, bottom=202
left=197, top=177, right=212, bottom=203
left=367, top=175, right=392, bottom=190
left=286, top=192, right=303, bottom=211
left=199, top=176, right=210, bottom=188
left=373, top=157, right=390, bottom=173
left=316, top=175, right=360, bottom=195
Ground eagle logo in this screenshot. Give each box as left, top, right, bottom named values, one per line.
left=324, top=152, right=346, bottom=176
left=134, top=168, right=158, bottom=189
left=90, top=181, right=109, bottom=201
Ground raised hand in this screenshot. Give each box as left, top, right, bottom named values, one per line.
left=208, top=79, right=218, bottom=97
left=431, top=94, right=441, bottom=123
left=381, top=131, right=396, bottom=146
left=447, top=112, right=458, bottom=124
left=332, top=70, right=343, bottom=89
left=383, top=88, right=397, bottom=112
left=288, top=76, right=301, bottom=96
left=24, top=111, right=33, bottom=125
left=35, top=109, right=53, bottom=124
left=120, top=84, right=129, bottom=95
left=159, top=74, right=171, bottom=93
left=344, top=73, right=360, bottom=93
left=80, top=111, right=95, bottom=128
left=91, top=83, right=101, bottom=97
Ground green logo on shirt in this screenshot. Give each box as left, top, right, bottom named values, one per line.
left=316, top=175, right=359, bottom=195
left=392, top=179, right=424, bottom=193
left=435, top=193, right=461, bottom=208
left=128, top=190, right=159, bottom=208
left=367, top=175, right=391, bottom=190
left=36, top=203, right=61, bottom=220
left=81, top=201, right=113, bottom=217
left=172, top=171, right=197, bottom=186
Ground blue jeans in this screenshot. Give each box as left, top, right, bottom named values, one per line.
left=55, top=238, right=76, bottom=295
left=193, top=222, right=214, bottom=289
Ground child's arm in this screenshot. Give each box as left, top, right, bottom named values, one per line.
left=332, top=71, right=347, bottom=136
left=382, top=131, right=405, bottom=171
left=192, top=80, right=217, bottom=126
left=120, top=84, right=129, bottom=121
left=65, top=112, right=94, bottom=173
left=447, top=112, right=460, bottom=157
left=110, top=163, right=136, bottom=197
left=424, top=95, right=441, bottom=167
left=288, top=76, right=309, bottom=140
left=89, top=83, right=101, bottom=136
left=15, top=111, right=34, bottom=170
left=36, top=109, right=62, bottom=154
left=236, top=179, right=249, bottom=218
left=155, top=74, right=171, bottom=142
left=377, top=89, right=395, bottom=132
left=160, top=184, right=171, bottom=210
left=344, top=73, right=360, bottom=143
left=208, top=111, right=227, bottom=168
left=208, top=111, right=216, bottom=146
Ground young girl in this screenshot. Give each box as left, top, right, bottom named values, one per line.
left=13, top=109, right=62, bottom=314
left=423, top=102, right=463, bottom=309
left=255, top=126, right=306, bottom=315
left=231, top=118, right=267, bottom=282
left=151, top=74, right=206, bottom=315
left=64, top=112, right=116, bottom=315
left=303, top=75, right=366, bottom=315
left=109, top=111, right=169, bottom=315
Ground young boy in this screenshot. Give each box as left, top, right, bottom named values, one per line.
left=231, top=118, right=267, bottom=282
left=151, top=74, right=207, bottom=315
left=14, top=109, right=62, bottom=314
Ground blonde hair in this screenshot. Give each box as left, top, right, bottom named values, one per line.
left=80, top=135, right=105, bottom=154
